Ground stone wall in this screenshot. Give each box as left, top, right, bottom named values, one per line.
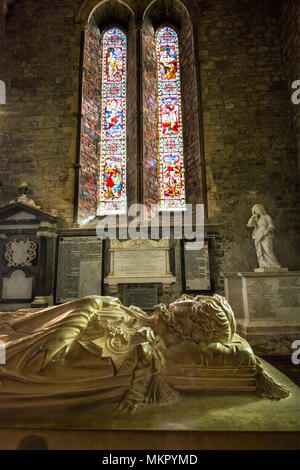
left=281, top=0, right=300, bottom=174
left=196, top=0, right=300, bottom=280
left=0, top=0, right=83, bottom=223
left=180, top=9, right=203, bottom=207
left=0, top=0, right=299, bottom=293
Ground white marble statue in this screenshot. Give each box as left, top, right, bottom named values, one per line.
left=247, top=204, right=281, bottom=270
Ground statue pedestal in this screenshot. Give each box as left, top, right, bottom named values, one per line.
left=254, top=267, right=288, bottom=273
left=223, top=271, right=300, bottom=355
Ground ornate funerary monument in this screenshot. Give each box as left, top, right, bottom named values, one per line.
left=0, top=294, right=291, bottom=411
left=0, top=184, right=59, bottom=312
left=223, top=205, right=300, bottom=356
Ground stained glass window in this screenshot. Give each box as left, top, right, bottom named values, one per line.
left=99, top=28, right=127, bottom=214
left=156, top=26, right=185, bottom=210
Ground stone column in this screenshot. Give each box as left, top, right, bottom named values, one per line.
left=136, top=18, right=143, bottom=204
left=191, top=15, right=208, bottom=219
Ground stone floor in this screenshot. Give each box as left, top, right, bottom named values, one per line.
left=263, top=355, right=300, bottom=387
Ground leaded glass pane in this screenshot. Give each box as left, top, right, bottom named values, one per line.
left=99, top=28, right=127, bottom=214
left=156, top=26, right=185, bottom=210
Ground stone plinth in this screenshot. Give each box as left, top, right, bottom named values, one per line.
left=222, top=271, right=300, bottom=355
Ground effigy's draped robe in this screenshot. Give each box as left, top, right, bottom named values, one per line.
left=0, top=296, right=155, bottom=408
left=0, top=294, right=290, bottom=410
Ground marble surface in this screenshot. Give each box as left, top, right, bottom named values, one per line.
left=2, top=270, right=32, bottom=299
left=242, top=272, right=300, bottom=322
left=56, top=236, right=102, bottom=302
left=223, top=271, right=300, bottom=355
left=114, top=250, right=166, bottom=276
left=247, top=204, right=282, bottom=270
left=105, top=238, right=176, bottom=285
left=0, top=360, right=299, bottom=432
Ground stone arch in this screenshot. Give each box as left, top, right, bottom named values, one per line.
left=75, top=0, right=200, bottom=27
left=75, top=0, right=136, bottom=28
left=76, top=0, right=205, bottom=222
left=142, top=0, right=195, bottom=23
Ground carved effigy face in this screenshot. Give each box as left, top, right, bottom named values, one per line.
left=155, top=294, right=237, bottom=346
left=155, top=299, right=201, bottom=344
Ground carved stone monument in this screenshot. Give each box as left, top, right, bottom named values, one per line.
left=123, top=286, right=158, bottom=311
left=0, top=185, right=60, bottom=311
left=182, top=240, right=211, bottom=291
left=223, top=204, right=300, bottom=355
left=104, top=239, right=176, bottom=301
left=0, top=294, right=290, bottom=414
left=56, top=236, right=103, bottom=303
left=247, top=204, right=287, bottom=272
left=223, top=271, right=300, bottom=355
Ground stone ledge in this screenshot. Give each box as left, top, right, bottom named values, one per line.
left=0, top=428, right=299, bottom=450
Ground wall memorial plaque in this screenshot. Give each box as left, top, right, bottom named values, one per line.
left=183, top=240, right=211, bottom=291
left=123, top=287, right=158, bottom=311
left=56, top=236, right=102, bottom=303
left=114, top=250, right=166, bottom=276
left=105, top=239, right=176, bottom=286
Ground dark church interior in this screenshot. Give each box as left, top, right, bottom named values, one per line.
left=0, top=0, right=299, bottom=451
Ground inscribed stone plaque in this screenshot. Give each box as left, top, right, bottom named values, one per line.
left=114, top=250, right=166, bottom=277
left=56, top=236, right=102, bottom=303
left=123, top=287, right=158, bottom=311
left=244, top=275, right=300, bottom=321
left=184, top=240, right=211, bottom=291
left=2, top=270, right=33, bottom=299
left=105, top=239, right=176, bottom=286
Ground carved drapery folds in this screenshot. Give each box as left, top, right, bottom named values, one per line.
left=0, top=294, right=289, bottom=413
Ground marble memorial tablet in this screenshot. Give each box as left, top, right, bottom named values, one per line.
left=114, top=250, right=166, bottom=276
left=123, top=287, right=158, bottom=311
left=241, top=273, right=300, bottom=322
left=2, top=270, right=33, bottom=299
left=105, top=239, right=176, bottom=285
left=184, top=240, right=211, bottom=291
left=56, top=236, right=102, bottom=303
